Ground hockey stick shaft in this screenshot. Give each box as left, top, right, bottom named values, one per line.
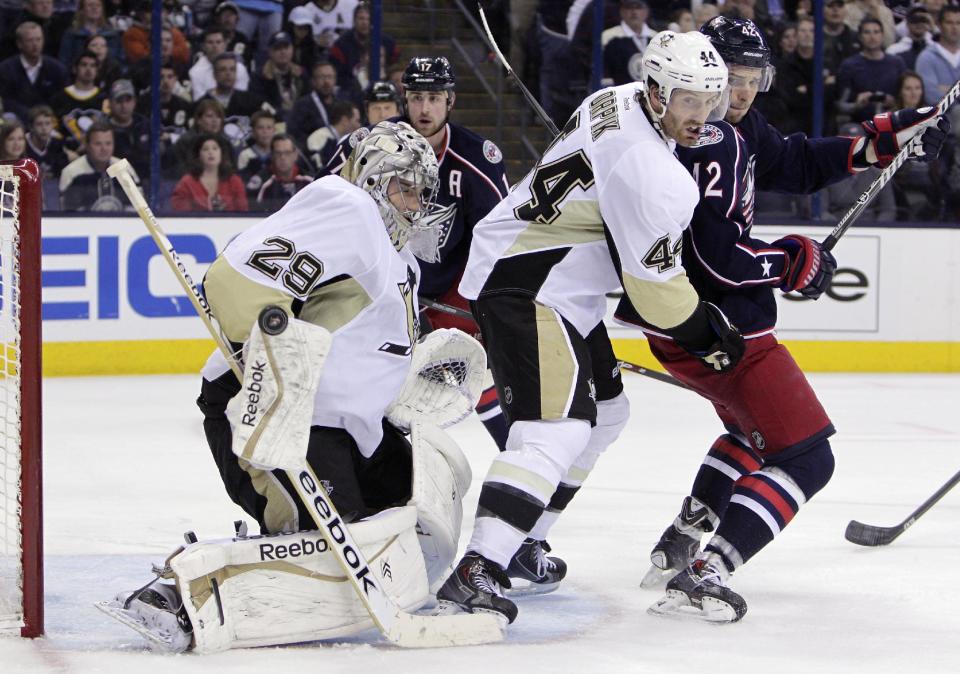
left=106, top=160, right=241, bottom=380
left=108, top=161, right=503, bottom=647
left=845, top=467, right=960, bottom=546
left=478, top=5, right=560, bottom=136
left=822, top=79, right=960, bottom=252
left=419, top=296, right=690, bottom=390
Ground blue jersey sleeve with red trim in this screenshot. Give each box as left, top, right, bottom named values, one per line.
left=740, top=108, right=855, bottom=193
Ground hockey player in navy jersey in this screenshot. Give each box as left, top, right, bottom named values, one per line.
left=615, top=16, right=950, bottom=622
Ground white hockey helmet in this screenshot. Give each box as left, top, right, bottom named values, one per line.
left=640, top=31, right=730, bottom=121
left=343, top=121, right=441, bottom=261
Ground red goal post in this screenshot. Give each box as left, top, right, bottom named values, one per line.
left=0, top=159, right=43, bottom=638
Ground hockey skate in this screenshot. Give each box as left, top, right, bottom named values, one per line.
left=640, top=496, right=714, bottom=589
left=436, top=552, right=518, bottom=624
left=506, top=538, right=567, bottom=596
left=96, top=581, right=193, bottom=652
left=647, top=553, right=747, bottom=623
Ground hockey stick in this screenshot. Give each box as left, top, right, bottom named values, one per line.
left=822, top=79, right=960, bottom=252
left=845, top=467, right=960, bottom=546
left=478, top=5, right=560, bottom=136
left=419, top=296, right=690, bottom=390
left=107, top=159, right=505, bottom=648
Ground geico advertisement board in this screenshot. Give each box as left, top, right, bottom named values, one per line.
left=41, top=218, right=959, bottom=346
left=42, top=216, right=250, bottom=342
left=606, top=225, right=960, bottom=342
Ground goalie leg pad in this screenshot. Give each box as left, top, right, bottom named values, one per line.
left=232, top=314, right=332, bottom=471
left=409, top=422, right=472, bottom=590
left=168, top=507, right=428, bottom=653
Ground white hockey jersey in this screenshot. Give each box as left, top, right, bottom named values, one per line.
left=459, top=84, right=702, bottom=337
left=201, top=175, right=420, bottom=457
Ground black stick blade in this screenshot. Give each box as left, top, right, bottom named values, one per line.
left=844, top=520, right=899, bottom=547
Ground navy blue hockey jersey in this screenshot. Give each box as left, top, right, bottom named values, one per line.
left=324, top=119, right=510, bottom=298
left=672, top=109, right=856, bottom=336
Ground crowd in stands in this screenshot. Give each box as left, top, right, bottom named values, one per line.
left=510, top=0, right=960, bottom=222
left=0, top=0, right=957, bottom=220
left=0, top=0, right=397, bottom=212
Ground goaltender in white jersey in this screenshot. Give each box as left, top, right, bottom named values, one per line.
left=437, top=31, right=749, bottom=625
left=97, top=122, right=491, bottom=652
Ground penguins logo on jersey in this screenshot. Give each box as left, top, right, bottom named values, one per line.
left=695, top=124, right=724, bottom=147
left=379, top=266, right=419, bottom=357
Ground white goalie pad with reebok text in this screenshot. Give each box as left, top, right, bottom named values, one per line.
left=386, top=328, right=486, bottom=432
left=232, top=316, right=331, bottom=471
left=409, top=422, right=473, bottom=590
left=170, top=507, right=428, bottom=653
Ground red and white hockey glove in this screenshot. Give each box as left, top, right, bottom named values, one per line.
left=851, top=107, right=951, bottom=169
left=774, top=235, right=837, bottom=300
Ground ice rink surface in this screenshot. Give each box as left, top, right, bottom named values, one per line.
left=1, top=371, right=958, bottom=673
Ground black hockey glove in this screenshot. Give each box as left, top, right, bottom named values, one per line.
left=774, top=235, right=837, bottom=300
left=852, top=108, right=951, bottom=169
left=672, top=302, right=745, bottom=373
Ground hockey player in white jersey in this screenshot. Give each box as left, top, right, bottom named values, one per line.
left=97, top=122, right=490, bottom=652
left=435, top=31, right=747, bottom=625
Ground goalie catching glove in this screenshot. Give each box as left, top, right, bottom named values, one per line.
left=851, top=107, right=951, bottom=169
left=774, top=234, right=837, bottom=300
left=386, top=328, right=486, bottom=431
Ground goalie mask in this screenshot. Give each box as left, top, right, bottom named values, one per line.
left=639, top=31, right=730, bottom=132
left=343, top=121, right=441, bottom=261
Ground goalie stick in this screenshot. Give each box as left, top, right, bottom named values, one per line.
left=419, top=296, right=690, bottom=390
left=107, top=159, right=504, bottom=648
left=845, top=467, right=960, bottom=547
left=822, top=78, right=960, bottom=252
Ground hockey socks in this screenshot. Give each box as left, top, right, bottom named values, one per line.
left=704, top=440, right=835, bottom=571
left=691, top=434, right=762, bottom=521
left=476, top=385, right=509, bottom=451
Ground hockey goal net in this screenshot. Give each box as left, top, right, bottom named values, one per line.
left=0, top=160, right=43, bottom=638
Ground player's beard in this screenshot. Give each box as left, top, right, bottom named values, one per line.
left=411, top=113, right=448, bottom=140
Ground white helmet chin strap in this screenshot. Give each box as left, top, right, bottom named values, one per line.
left=639, top=84, right=671, bottom=145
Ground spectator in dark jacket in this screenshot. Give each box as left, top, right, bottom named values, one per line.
left=602, top=0, right=656, bottom=86
left=59, top=121, right=140, bottom=211
left=24, top=104, right=70, bottom=178
left=252, top=133, right=313, bottom=212
left=329, top=3, right=399, bottom=91
left=0, top=22, right=68, bottom=125
left=107, top=79, right=151, bottom=181
left=250, top=31, right=306, bottom=122
left=286, top=60, right=357, bottom=147
left=836, top=18, right=906, bottom=121
left=1, top=0, right=70, bottom=61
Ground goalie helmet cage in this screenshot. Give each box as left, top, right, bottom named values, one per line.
left=0, top=159, right=43, bottom=638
